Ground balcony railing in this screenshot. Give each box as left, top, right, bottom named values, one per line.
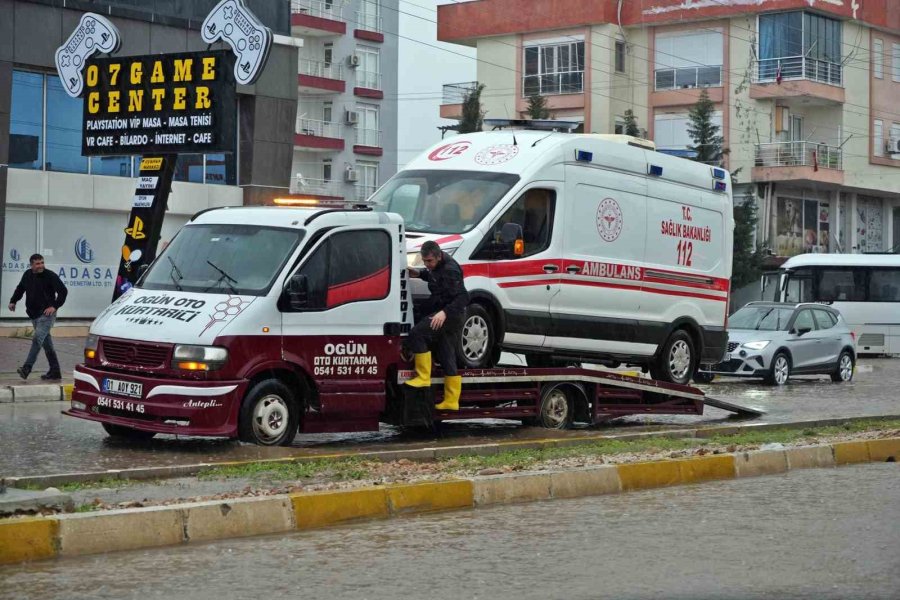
left=355, top=10, right=382, bottom=32
left=522, top=71, right=584, bottom=97
left=443, top=81, right=478, bottom=104
left=299, top=58, right=344, bottom=80
left=654, top=65, right=723, bottom=91
left=293, top=177, right=343, bottom=197
left=355, top=128, right=381, bottom=147
left=755, top=141, right=843, bottom=170
left=296, top=118, right=342, bottom=139
left=356, top=70, right=382, bottom=90
left=291, top=0, right=343, bottom=20
left=355, top=184, right=377, bottom=201
left=753, top=56, right=843, bottom=87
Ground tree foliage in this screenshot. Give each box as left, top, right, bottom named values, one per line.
left=623, top=109, right=640, bottom=137
left=731, top=196, right=764, bottom=290
left=458, top=83, right=486, bottom=134
left=686, top=89, right=726, bottom=165
left=526, top=94, right=550, bottom=119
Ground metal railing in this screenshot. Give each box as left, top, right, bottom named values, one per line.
left=292, top=176, right=343, bottom=197
left=298, top=58, right=344, bottom=81
left=754, top=141, right=843, bottom=170
left=355, top=128, right=381, bottom=147
left=296, top=117, right=342, bottom=139
left=522, top=71, right=584, bottom=96
left=355, top=184, right=377, bottom=201
left=654, top=65, right=723, bottom=90
left=291, top=0, right=343, bottom=20
left=356, top=70, right=382, bottom=90
left=355, top=9, right=382, bottom=33
left=442, top=81, right=478, bottom=104
left=753, top=56, right=843, bottom=87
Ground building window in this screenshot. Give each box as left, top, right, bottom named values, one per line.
left=615, top=40, right=626, bottom=73
left=358, top=0, right=380, bottom=32
left=653, top=111, right=723, bottom=155
left=757, top=12, right=842, bottom=85
left=523, top=40, right=585, bottom=96
left=324, top=42, right=333, bottom=66
left=323, top=101, right=333, bottom=123
left=322, top=159, right=332, bottom=182
left=893, top=43, right=900, bottom=83
left=874, top=119, right=884, bottom=157
left=357, top=45, right=381, bottom=90
left=91, top=156, right=132, bottom=177
left=173, top=154, right=236, bottom=185
left=356, top=103, right=380, bottom=147
left=654, top=29, right=723, bottom=90
left=356, top=160, right=378, bottom=200
left=614, top=118, right=625, bottom=134
left=9, top=71, right=44, bottom=170
left=46, top=76, right=88, bottom=174
left=873, top=38, right=883, bottom=79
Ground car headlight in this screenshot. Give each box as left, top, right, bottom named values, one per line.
left=84, top=334, right=99, bottom=360
left=743, top=340, right=770, bottom=350
left=172, top=345, right=228, bottom=371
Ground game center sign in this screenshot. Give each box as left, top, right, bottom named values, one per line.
left=81, top=50, right=236, bottom=156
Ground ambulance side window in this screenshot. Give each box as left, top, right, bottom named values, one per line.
left=472, top=189, right=555, bottom=260
left=287, top=229, right=391, bottom=311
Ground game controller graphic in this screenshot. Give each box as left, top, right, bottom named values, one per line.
left=54, top=13, right=122, bottom=98
left=202, top=0, right=273, bottom=86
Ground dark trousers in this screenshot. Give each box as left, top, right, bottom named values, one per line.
left=404, top=312, right=463, bottom=376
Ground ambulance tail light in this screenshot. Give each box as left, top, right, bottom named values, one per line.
left=172, top=345, right=228, bottom=371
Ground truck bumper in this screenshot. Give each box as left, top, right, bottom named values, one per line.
left=65, top=365, right=247, bottom=437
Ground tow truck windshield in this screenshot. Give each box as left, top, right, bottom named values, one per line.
left=141, top=224, right=304, bottom=296
left=370, top=169, right=519, bottom=234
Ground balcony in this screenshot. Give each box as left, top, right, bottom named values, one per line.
left=298, top=59, right=345, bottom=94
left=753, top=141, right=844, bottom=185
left=354, top=71, right=383, bottom=99
left=440, top=81, right=477, bottom=119
left=295, top=118, right=345, bottom=152
left=291, top=0, right=346, bottom=37
left=354, top=10, right=384, bottom=42
left=354, top=128, right=383, bottom=156
left=522, top=71, right=584, bottom=97
left=750, top=56, right=845, bottom=105
left=292, top=177, right=344, bottom=198
left=355, top=184, right=377, bottom=202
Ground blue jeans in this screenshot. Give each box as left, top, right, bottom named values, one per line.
left=24, top=314, right=60, bottom=373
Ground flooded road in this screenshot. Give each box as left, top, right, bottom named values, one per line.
left=1, top=358, right=898, bottom=478
left=3, top=463, right=898, bottom=599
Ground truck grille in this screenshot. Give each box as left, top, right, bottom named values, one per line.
left=726, top=342, right=740, bottom=352
left=101, top=339, right=171, bottom=369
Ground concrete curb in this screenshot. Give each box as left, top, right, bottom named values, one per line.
left=0, top=383, right=71, bottom=403
left=2, top=437, right=897, bottom=565
left=7, top=414, right=900, bottom=489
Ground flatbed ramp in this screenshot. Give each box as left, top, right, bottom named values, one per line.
left=393, top=366, right=764, bottom=427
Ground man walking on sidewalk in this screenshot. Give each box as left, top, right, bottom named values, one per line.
left=7, top=254, right=68, bottom=381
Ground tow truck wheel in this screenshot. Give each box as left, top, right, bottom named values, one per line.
left=537, top=385, right=572, bottom=430
left=650, top=329, right=695, bottom=385
left=238, top=379, right=300, bottom=446
left=458, top=304, right=498, bottom=368
left=101, top=423, right=157, bottom=441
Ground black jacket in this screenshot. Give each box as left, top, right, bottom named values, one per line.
left=419, top=252, right=469, bottom=319
left=9, top=269, right=68, bottom=319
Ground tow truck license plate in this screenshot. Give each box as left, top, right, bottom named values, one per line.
left=102, top=378, right=143, bottom=398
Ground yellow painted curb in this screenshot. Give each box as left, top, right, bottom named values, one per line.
left=0, top=518, right=59, bottom=565
left=386, top=481, right=473, bottom=514
left=291, top=488, right=389, bottom=529
left=62, top=384, right=73, bottom=401
left=866, top=438, right=900, bottom=462
left=676, top=454, right=736, bottom=483
left=617, top=460, right=682, bottom=491
left=833, top=441, right=871, bottom=465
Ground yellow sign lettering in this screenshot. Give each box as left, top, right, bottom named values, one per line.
left=173, top=87, right=187, bottom=110
left=128, top=89, right=144, bottom=112
left=86, top=65, right=98, bottom=88
left=140, top=157, right=163, bottom=171
left=88, top=92, right=100, bottom=114
left=130, top=62, right=143, bottom=85
left=202, top=56, right=216, bottom=80
left=151, top=88, right=166, bottom=111
left=194, top=86, right=211, bottom=110
left=108, top=90, right=120, bottom=113
left=151, top=60, right=165, bottom=83
left=108, top=63, right=121, bottom=86
left=173, top=59, right=193, bottom=82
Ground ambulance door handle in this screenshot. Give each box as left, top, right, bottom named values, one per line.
left=543, top=264, right=559, bottom=273
left=566, top=265, right=581, bottom=274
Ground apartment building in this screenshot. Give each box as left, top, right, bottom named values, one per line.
left=436, top=0, right=900, bottom=260
left=290, top=0, right=398, bottom=203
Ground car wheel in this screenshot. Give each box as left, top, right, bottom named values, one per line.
left=764, top=352, right=791, bottom=386
left=102, top=422, right=157, bottom=441
left=650, top=329, right=695, bottom=385
left=537, top=385, right=572, bottom=430
left=830, top=351, right=854, bottom=383
left=458, top=304, right=497, bottom=368
left=238, top=379, right=300, bottom=446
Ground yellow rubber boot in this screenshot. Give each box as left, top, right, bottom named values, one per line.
left=435, top=375, right=462, bottom=411
left=404, top=352, right=432, bottom=388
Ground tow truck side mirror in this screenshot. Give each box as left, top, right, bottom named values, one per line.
left=285, top=273, right=309, bottom=310
left=495, top=223, right=525, bottom=258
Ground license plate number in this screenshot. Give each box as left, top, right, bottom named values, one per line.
left=723, top=353, right=732, bottom=362
left=96, top=395, right=145, bottom=414
left=102, top=378, right=143, bottom=398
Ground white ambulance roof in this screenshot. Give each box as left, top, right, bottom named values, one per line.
left=189, top=206, right=402, bottom=229
left=781, top=253, right=900, bottom=269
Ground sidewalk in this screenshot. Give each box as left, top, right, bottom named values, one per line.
left=0, top=336, right=83, bottom=403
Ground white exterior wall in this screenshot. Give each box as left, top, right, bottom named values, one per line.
left=475, top=35, right=518, bottom=120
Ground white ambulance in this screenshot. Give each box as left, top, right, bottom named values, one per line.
left=370, top=131, right=734, bottom=383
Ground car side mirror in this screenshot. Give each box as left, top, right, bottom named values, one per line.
left=285, top=273, right=308, bottom=310
left=794, top=327, right=811, bottom=336
left=495, top=222, right=525, bottom=258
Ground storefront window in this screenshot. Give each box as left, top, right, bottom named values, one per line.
left=46, top=77, right=88, bottom=173
left=174, top=154, right=205, bottom=183
left=856, top=195, right=884, bottom=253
left=9, top=71, right=43, bottom=170
left=775, top=197, right=830, bottom=256
left=204, top=153, right=237, bottom=185
left=90, top=156, right=133, bottom=177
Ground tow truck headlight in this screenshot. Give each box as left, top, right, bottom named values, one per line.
left=743, top=340, right=770, bottom=350
left=172, top=345, right=228, bottom=371
left=84, top=334, right=99, bottom=360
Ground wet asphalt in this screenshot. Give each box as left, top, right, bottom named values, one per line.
left=2, top=463, right=897, bottom=600
left=1, top=358, right=898, bottom=478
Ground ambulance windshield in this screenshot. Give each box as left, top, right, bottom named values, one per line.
left=140, top=224, right=304, bottom=296
left=370, top=169, right=519, bottom=234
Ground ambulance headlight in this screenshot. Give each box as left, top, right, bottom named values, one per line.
left=172, top=345, right=228, bottom=371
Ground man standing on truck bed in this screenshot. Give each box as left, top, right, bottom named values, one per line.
left=403, top=240, right=469, bottom=410
left=7, top=253, right=68, bottom=380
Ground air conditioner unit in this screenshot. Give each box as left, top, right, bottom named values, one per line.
left=347, top=54, right=360, bottom=68
left=344, top=166, right=359, bottom=182
left=345, top=110, right=359, bottom=125
left=887, top=136, right=900, bottom=156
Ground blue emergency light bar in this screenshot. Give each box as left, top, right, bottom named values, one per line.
left=714, top=180, right=728, bottom=192
left=575, top=150, right=593, bottom=162
left=648, top=164, right=664, bottom=176
left=711, top=167, right=727, bottom=179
